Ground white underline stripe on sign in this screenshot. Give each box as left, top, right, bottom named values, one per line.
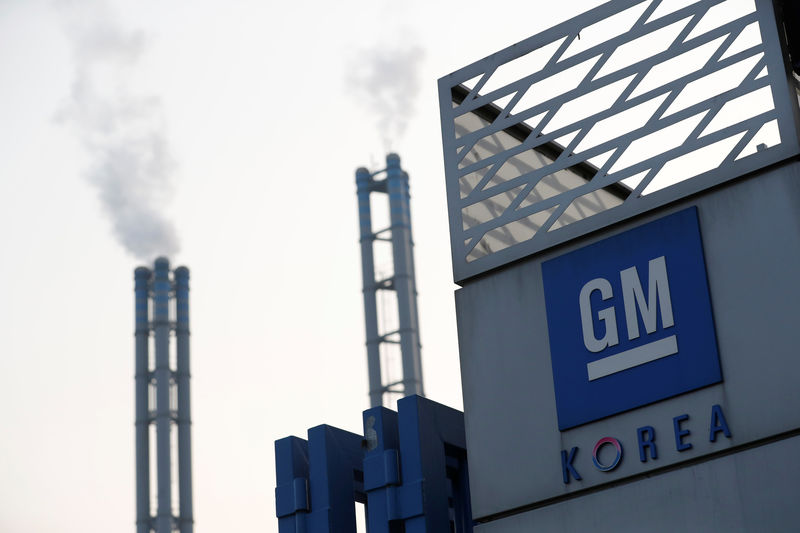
left=587, top=335, right=678, bottom=381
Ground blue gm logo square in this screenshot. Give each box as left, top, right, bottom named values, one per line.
left=542, top=207, right=721, bottom=431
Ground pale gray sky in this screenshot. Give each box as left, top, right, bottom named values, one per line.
left=0, top=1, right=605, bottom=531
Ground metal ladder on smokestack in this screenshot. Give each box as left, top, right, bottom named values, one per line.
left=356, top=153, right=425, bottom=408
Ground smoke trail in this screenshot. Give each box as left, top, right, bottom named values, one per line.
left=346, top=43, right=425, bottom=151
left=56, top=2, right=180, bottom=261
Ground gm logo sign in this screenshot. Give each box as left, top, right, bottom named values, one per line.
left=542, top=207, right=722, bottom=430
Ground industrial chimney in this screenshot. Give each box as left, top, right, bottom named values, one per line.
left=356, top=153, right=424, bottom=408
left=134, top=258, right=193, bottom=533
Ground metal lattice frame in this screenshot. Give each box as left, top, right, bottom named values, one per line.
left=439, top=0, right=800, bottom=282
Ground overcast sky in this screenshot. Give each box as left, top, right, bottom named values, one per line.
left=0, top=1, right=608, bottom=531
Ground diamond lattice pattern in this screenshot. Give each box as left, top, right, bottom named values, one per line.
left=441, top=0, right=794, bottom=276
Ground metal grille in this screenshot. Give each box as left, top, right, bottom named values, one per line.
left=439, top=0, right=800, bottom=282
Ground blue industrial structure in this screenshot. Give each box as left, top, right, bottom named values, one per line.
left=356, top=154, right=424, bottom=407
left=134, top=258, right=193, bottom=533
left=275, top=395, right=472, bottom=533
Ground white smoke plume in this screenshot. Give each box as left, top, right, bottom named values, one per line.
left=346, top=43, right=425, bottom=152
left=56, top=2, right=180, bottom=261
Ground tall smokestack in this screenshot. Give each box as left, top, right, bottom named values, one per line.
left=174, top=266, right=193, bottom=533
left=134, top=267, right=151, bottom=533
left=134, top=258, right=193, bottom=533
left=385, top=154, right=423, bottom=397
left=356, top=154, right=424, bottom=408
left=356, top=166, right=384, bottom=408
left=153, top=258, right=172, bottom=533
